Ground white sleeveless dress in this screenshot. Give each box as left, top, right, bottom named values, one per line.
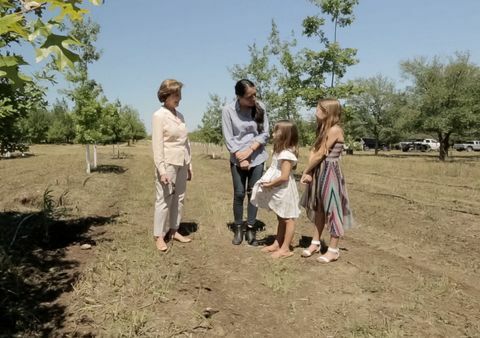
left=250, top=150, right=300, bottom=219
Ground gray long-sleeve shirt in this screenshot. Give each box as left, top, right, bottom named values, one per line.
left=221, top=100, right=269, bottom=167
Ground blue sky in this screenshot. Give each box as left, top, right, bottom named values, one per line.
left=45, top=0, right=480, bottom=133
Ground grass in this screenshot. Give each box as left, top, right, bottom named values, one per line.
left=1, top=142, right=479, bottom=337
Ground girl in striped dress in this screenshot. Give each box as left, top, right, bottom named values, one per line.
left=300, top=99, right=353, bottom=263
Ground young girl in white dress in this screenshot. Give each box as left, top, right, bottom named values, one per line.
left=251, top=120, right=300, bottom=258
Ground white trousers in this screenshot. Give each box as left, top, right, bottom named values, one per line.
left=153, top=163, right=188, bottom=237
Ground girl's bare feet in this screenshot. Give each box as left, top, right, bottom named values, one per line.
left=271, top=250, right=294, bottom=259
left=261, top=240, right=280, bottom=253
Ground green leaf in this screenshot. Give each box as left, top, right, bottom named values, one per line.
left=0, top=13, right=29, bottom=37
left=48, top=0, right=89, bottom=21
left=89, top=0, right=103, bottom=5
left=28, top=19, right=55, bottom=42
left=0, top=56, right=32, bottom=87
left=35, top=33, right=81, bottom=70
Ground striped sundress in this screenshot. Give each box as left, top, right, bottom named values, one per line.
left=300, top=142, right=353, bottom=237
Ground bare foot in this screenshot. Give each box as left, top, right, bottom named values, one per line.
left=261, top=241, right=280, bottom=253
left=155, top=237, right=168, bottom=252
left=172, top=231, right=192, bottom=243
left=271, top=250, right=294, bottom=259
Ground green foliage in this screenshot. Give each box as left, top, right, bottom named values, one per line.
left=347, top=75, right=401, bottom=153
left=300, top=0, right=359, bottom=105
left=401, top=52, right=480, bottom=160
left=0, top=81, right=46, bottom=152
left=0, top=0, right=102, bottom=87
left=0, top=0, right=101, bottom=152
left=198, top=94, right=225, bottom=145
left=118, top=105, right=147, bottom=144
left=46, top=99, right=75, bottom=143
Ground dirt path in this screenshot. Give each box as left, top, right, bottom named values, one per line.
left=2, top=143, right=479, bottom=337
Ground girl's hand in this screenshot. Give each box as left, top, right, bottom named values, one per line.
left=300, top=173, right=312, bottom=184
left=239, top=160, right=250, bottom=170
left=261, top=181, right=273, bottom=188
left=160, top=174, right=171, bottom=185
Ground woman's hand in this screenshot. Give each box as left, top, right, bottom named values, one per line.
left=235, top=148, right=253, bottom=162
left=160, top=174, right=171, bottom=185
left=187, top=168, right=193, bottom=181
left=300, top=173, right=312, bottom=184
left=239, top=160, right=250, bottom=170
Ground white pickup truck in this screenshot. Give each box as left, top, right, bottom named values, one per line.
left=453, top=140, right=480, bottom=152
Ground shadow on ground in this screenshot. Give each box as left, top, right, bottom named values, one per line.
left=0, top=211, right=117, bottom=337
left=178, top=221, right=199, bottom=236
left=92, top=164, right=127, bottom=174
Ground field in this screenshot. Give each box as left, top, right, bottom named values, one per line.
left=1, top=142, right=479, bottom=337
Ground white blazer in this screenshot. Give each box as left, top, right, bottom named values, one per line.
left=152, top=107, right=191, bottom=175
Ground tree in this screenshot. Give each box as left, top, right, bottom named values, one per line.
left=119, top=105, right=146, bottom=146
left=401, top=53, right=480, bottom=160
left=63, top=17, right=102, bottom=172
left=197, top=94, right=225, bottom=158
left=46, top=99, right=75, bottom=143
left=347, top=75, right=397, bottom=155
left=301, top=0, right=359, bottom=105
left=0, top=0, right=102, bottom=154
left=0, top=81, right=47, bottom=152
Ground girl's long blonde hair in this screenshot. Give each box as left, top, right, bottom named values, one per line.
left=273, top=120, right=299, bottom=158
left=312, top=99, right=342, bottom=151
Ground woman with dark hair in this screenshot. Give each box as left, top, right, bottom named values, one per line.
left=221, top=79, right=270, bottom=245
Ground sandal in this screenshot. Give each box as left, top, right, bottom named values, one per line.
left=317, top=247, right=340, bottom=263
left=301, top=240, right=321, bottom=257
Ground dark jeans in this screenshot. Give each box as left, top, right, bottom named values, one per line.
left=230, top=162, right=264, bottom=227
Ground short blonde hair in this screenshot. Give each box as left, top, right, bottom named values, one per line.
left=157, top=79, right=183, bottom=103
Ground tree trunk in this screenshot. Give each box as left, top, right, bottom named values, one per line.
left=85, top=144, right=91, bottom=174
left=438, top=132, right=450, bottom=161
left=93, top=143, right=98, bottom=169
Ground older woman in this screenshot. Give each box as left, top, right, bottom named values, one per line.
left=152, top=79, right=192, bottom=251
left=221, top=79, right=270, bottom=246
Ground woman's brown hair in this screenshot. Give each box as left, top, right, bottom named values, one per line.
left=157, top=79, right=183, bottom=103
left=312, top=99, right=342, bottom=151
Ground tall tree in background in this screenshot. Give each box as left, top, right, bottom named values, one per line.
left=347, top=75, right=397, bottom=155
left=197, top=94, right=225, bottom=157
left=301, top=0, right=358, bottom=104
left=119, top=105, right=146, bottom=146
left=47, top=99, right=75, bottom=143
left=401, top=53, right=480, bottom=161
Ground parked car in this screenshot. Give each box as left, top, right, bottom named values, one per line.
left=359, top=137, right=388, bottom=151
left=453, top=140, right=480, bottom=152
left=400, top=139, right=439, bottom=152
